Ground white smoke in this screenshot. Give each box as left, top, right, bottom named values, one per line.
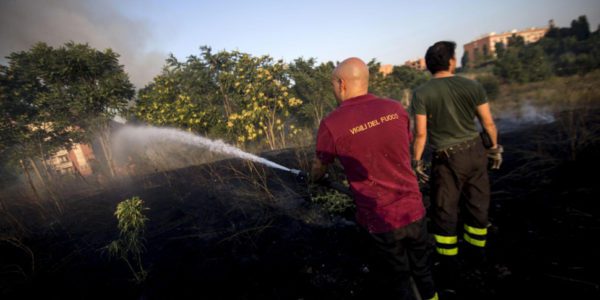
left=495, top=102, right=556, bottom=132
left=0, top=0, right=166, bottom=88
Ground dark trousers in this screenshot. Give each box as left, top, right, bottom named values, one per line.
left=370, top=218, right=436, bottom=300
left=430, top=139, right=490, bottom=288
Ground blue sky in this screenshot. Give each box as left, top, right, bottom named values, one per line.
left=115, top=0, right=599, bottom=62
left=1, top=0, right=599, bottom=87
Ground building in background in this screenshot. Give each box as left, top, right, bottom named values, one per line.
left=47, top=143, right=96, bottom=176
left=379, top=59, right=426, bottom=76
left=404, top=58, right=426, bottom=71
left=463, top=25, right=549, bottom=67
left=379, top=64, right=393, bottom=76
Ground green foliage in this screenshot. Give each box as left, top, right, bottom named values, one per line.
left=368, top=59, right=429, bottom=101
left=571, top=15, right=591, bottom=41
left=495, top=41, right=552, bottom=83
left=0, top=42, right=134, bottom=166
left=495, top=42, right=506, bottom=59
left=494, top=15, right=600, bottom=83
left=461, top=52, right=470, bottom=71
left=311, top=189, right=354, bottom=214
left=288, top=58, right=337, bottom=128
left=476, top=75, right=500, bottom=100
left=135, top=47, right=302, bottom=149
left=106, top=196, right=148, bottom=284
left=389, top=65, right=430, bottom=90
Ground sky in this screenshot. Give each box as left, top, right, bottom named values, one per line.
left=1, top=0, right=599, bottom=88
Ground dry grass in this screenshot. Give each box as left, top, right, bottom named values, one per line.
left=491, top=70, right=600, bottom=114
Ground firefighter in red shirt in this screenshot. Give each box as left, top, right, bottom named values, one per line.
left=311, top=57, right=438, bottom=300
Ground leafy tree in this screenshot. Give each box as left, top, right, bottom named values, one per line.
left=135, top=48, right=302, bottom=150
left=482, top=44, right=492, bottom=60
left=495, top=42, right=506, bottom=58
left=0, top=42, right=134, bottom=184
left=494, top=42, right=551, bottom=83
left=508, top=35, right=525, bottom=48
left=288, top=58, right=337, bottom=128
left=135, top=53, right=220, bottom=135
left=367, top=59, right=388, bottom=96
left=476, top=75, right=500, bottom=100
left=537, top=15, right=599, bottom=76
left=461, top=51, right=470, bottom=70
left=571, top=15, right=591, bottom=41
left=389, top=65, right=430, bottom=90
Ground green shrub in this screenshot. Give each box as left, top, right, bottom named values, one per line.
left=477, top=75, right=501, bottom=100
left=310, top=188, right=354, bottom=214
left=105, top=196, right=148, bottom=284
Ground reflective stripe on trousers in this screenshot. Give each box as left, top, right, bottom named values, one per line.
left=434, top=234, right=458, bottom=256
left=463, top=224, right=487, bottom=247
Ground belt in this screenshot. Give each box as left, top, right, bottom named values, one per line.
left=434, top=137, right=479, bottom=160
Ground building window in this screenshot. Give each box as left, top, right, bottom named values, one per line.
left=58, top=155, right=69, bottom=163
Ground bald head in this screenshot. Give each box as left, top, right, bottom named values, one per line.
left=331, top=57, right=369, bottom=102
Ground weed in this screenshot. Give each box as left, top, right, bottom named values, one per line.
left=105, top=196, right=148, bottom=284
left=310, top=186, right=354, bottom=214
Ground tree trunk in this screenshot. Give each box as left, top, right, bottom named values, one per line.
left=38, top=141, right=53, bottom=182
left=20, top=160, right=41, bottom=201
left=219, top=84, right=232, bottom=117
left=99, top=127, right=117, bottom=177
left=28, top=158, right=46, bottom=189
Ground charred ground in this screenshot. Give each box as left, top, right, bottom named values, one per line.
left=1, top=108, right=599, bottom=299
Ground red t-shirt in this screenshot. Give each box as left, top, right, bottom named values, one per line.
left=316, top=93, right=425, bottom=233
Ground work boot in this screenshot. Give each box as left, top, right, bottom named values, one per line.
left=433, top=256, right=459, bottom=294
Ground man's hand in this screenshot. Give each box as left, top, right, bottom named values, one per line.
left=295, top=170, right=309, bottom=184
left=412, top=160, right=430, bottom=184
left=487, top=145, right=504, bottom=170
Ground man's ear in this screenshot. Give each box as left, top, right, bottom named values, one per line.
left=338, top=78, right=345, bottom=92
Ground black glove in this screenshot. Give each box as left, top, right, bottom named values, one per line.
left=487, top=145, right=503, bottom=170
left=294, top=170, right=309, bottom=184
left=412, top=160, right=430, bottom=184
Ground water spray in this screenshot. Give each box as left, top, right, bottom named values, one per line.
left=114, top=126, right=350, bottom=196
left=115, top=126, right=293, bottom=171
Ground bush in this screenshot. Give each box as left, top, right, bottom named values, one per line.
left=310, top=188, right=354, bottom=214
left=105, top=196, right=148, bottom=283
left=477, top=75, right=500, bottom=100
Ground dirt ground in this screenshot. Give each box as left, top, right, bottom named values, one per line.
left=1, top=108, right=599, bottom=299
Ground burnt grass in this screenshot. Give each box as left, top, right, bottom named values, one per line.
left=1, top=108, right=599, bottom=299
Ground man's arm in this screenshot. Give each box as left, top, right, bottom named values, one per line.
left=413, top=114, right=428, bottom=160
left=412, top=113, right=429, bottom=183
left=475, top=103, right=498, bottom=148
left=310, top=157, right=328, bottom=182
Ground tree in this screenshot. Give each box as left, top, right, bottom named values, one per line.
left=494, top=42, right=551, bottom=83
left=571, top=15, right=591, bottom=41
left=367, top=59, right=388, bottom=96
left=461, top=52, right=470, bottom=70
left=536, top=15, right=599, bottom=76
left=288, top=58, right=337, bottom=128
left=135, top=53, right=221, bottom=135
left=135, top=48, right=303, bottom=150
left=495, top=42, right=506, bottom=58
left=389, top=65, right=429, bottom=90
left=476, top=75, right=500, bottom=100
left=508, top=35, right=525, bottom=48
left=1, top=42, right=134, bottom=184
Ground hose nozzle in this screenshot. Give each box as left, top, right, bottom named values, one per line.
left=289, top=169, right=309, bottom=182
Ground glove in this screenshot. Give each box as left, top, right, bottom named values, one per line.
left=412, top=160, right=430, bottom=184
left=295, top=170, right=309, bottom=184
left=487, top=145, right=503, bottom=170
